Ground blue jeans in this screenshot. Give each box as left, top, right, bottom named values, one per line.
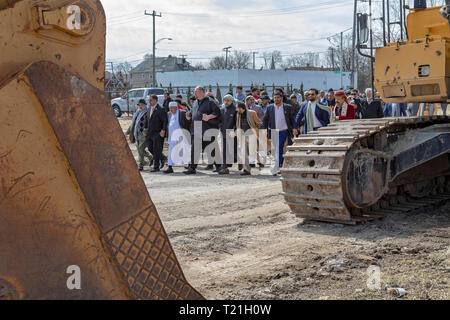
left=278, top=131, right=289, bottom=168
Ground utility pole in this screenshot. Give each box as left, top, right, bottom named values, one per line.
left=145, top=10, right=162, bottom=87
left=223, top=47, right=232, bottom=69
left=330, top=47, right=335, bottom=69
left=351, top=0, right=357, bottom=88
left=340, top=31, right=344, bottom=89
left=252, top=51, right=259, bottom=70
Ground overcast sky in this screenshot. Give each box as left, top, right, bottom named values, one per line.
left=102, top=0, right=357, bottom=68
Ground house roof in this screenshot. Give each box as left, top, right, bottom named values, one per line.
left=132, top=55, right=193, bottom=73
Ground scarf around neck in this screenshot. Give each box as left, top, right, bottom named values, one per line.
left=306, top=100, right=334, bottom=133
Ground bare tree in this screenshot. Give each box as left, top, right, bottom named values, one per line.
left=230, top=50, right=251, bottom=69
left=193, top=62, right=207, bottom=70
left=208, top=56, right=227, bottom=70
left=281, top=52, right=321, bottom=68
left=261, top=50, right=283, bottom=69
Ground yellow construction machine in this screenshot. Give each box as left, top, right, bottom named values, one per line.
left=0, top=0, right=202, bottom=300
left=282, top=0, right=450, bottom=224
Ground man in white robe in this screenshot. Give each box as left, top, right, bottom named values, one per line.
left=164, top=102, right=192, bottom=174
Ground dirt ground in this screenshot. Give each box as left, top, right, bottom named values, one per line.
left=120, top=118, right=449, bottom=300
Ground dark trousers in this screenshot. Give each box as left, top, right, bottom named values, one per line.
left=222, top=135, right=237, bottom=169
left=147, top=134, right=164, bottom=170
left=190, top=135, right=221, bottom=169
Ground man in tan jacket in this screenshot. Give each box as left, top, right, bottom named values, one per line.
left=235, top=102, right=261, bottom=176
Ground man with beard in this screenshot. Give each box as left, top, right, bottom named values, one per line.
left=354, top=88, right=384, bottom=119
left=164, top=102, right=191, bottom=174
left=127, top=99, right=152, bottom=171
left=294, top=89, right=334, bottom=135
left=145, top=95, right=168, bottom=172
left=334, top=90, right=356, bottom=120
left=262, top=91, right=295, bottom=173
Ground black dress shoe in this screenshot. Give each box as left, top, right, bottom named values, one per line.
left=163, top=167, right=174, bottom=174
left=214, top=167, right=221, bottom=173
left=238, top=164, right=243, bottom=171
left=150, top=168, right=160, bottom=173
left=183, top=168, right=196, bottom=175
left=205, top=165, right=214, bottom=170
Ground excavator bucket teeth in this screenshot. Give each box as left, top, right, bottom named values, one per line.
left=0, top=61, right=203, bottom=300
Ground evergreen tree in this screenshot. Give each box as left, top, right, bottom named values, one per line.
left=169, top=83, right=173, bottom=94
left=216, top=83, right=222, bottom=104
left=229, top=83, right=233, bottom=95
left=300, top=82, right=304, bottom=100
left=187, top=87, right=191, bottom=102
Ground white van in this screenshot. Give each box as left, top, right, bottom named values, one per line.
left=111, top=88, right=165, bottom=117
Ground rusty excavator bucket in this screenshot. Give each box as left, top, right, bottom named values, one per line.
left=0, top=0, right=203, bottom=300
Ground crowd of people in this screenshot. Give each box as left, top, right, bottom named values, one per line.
left=126, top=84, right=422, bottom=176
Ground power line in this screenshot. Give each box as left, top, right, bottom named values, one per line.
left=163, top=0, right=353, bottom=18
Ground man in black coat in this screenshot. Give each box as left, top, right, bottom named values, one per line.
left=261, top=91, right=295, bottom=174
left=354, top=88, right=384, bottom=119
left=145, top=95, right=168, bottom=172
left=162, top=92, right=172, bottom=113
left=219, top=94, right=237, bottom=175
left=184, top=86, right=222, bottom=175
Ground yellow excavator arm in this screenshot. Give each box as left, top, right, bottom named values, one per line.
left=0, top=0, right=202, bottom=300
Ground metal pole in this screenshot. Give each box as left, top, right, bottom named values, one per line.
left=340, top=31, right=344, bottom=89
left=152, top=11, right=156, bottom=87
left=223, top=47, right=231, bottom=69
left=369, top=0, right=375, bottom=96
left=252, top=52, right=258, bottom=70
left=351, top=0, right=357, bottom=88
left=382, top=0, right=386, bottom=46
left=145, top=10, right=162, bottom=87
left=387, top=0, right=391, bottom=43
left=399, top=0, right=403, bottom=40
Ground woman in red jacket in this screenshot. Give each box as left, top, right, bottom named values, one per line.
left=334, top=90, right=356, bottom=120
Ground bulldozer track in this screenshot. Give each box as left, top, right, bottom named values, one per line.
left=281, top=116, right=450, bottom=224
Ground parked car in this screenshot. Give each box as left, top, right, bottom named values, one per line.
left=111, top=88, right=165, bottom=117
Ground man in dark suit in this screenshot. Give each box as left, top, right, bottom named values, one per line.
left=162, top=92, right=172, bottom=113
left=184, top=86, right=222, bottom=175
left=294, top=89, right=333, bottom=134
left=145, top=95, right=168, bottom=172
left=261, top=91, right=295, bottom=174
left=354, top=88, right=384, bottom=119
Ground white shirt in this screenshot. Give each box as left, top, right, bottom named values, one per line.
left=274, top=103, right=288, bottom=131
left=310, top=102, right=322, bottom=128
left=168, top=111, right=180, bottom=142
